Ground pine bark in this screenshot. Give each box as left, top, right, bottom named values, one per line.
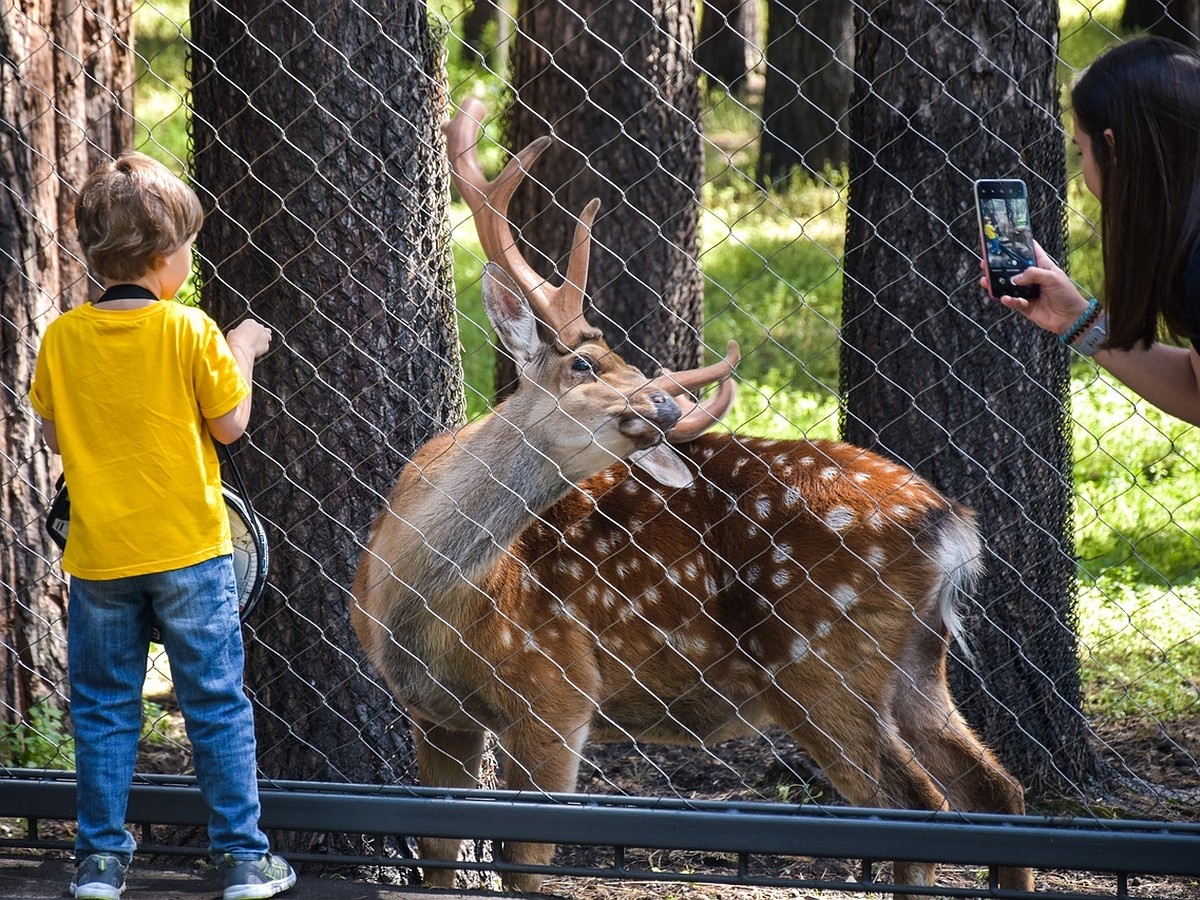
left=757, top=0, right=854, bottom=185
left=190, top=0, right=457, bottom=849
left=696, top=0, right=759, bottom=92
left=840, top=0, right=1099, bottom=793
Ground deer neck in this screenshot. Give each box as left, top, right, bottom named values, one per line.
left=405, top=395, right=586, bottom=589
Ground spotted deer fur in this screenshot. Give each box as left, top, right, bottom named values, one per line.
left=351, top=99, right=1033, bottom=895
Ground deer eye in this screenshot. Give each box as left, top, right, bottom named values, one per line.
left=570, top=356, right=594, bottom=374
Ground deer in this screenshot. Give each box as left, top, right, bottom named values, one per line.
left=351, top=97, right=1034, bottom=896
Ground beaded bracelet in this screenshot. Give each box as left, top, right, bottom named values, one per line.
left=1074, top=313, right=1108, bottom=358
left=1059, top=298, right=1100, bottom=345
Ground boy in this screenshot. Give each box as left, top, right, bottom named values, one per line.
left=29, top=152, right=296, bottom=900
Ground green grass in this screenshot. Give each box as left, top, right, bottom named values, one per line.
left=129, top=0, right=1199, bottom=726
left=133, top=0, right=192, bottom=173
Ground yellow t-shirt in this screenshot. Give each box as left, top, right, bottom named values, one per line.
left=29, top=301, right=250, bottom=579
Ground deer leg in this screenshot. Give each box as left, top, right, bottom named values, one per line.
left=891, top=657, right=1034, bottom=891
left=411, top=716, right=489, bottom=889
left=495, top=712, right=591, bottom=893
left=772, top=687, right=946, bottom=897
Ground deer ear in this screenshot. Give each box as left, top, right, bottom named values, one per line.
left=628, top=444, right=694, bottom=489
left=482, top=262, right=541, bottom=369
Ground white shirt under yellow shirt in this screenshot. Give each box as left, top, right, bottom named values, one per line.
left=29, top=301, right=249, bottom=579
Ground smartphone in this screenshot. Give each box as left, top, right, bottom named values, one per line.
left=974, top=178, right=1039, bottom=299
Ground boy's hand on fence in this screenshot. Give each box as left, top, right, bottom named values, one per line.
left=983, top=241, right=1092, bottom=338
left=227, top=319, right=274, bottom=360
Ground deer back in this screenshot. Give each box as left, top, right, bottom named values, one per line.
left=458, top=432, right=979, bottom=744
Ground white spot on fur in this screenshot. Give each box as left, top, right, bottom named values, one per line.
left=790, top=635, right=811, bottom=661
left=771, top=569, right=792, bottom=589
left=771, top=543, right=793, bottom=564
left=820, top=466, right=838, bottom=481
left=824, top=506, right=855, bottom=532
left=813, top=621, right=832, bottom=639
left=863, top=546, right=887, bottom=569
left=755, top=496, right=772, bottom=519
left=832, top=584, right=858, bottom=611
left=783, top=485, right=800, bottom=507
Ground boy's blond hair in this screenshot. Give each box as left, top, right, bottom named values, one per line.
left=75, top=152, right=204, bottom=282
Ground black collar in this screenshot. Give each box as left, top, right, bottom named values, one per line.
left=97, top=284, right=158, bottom=303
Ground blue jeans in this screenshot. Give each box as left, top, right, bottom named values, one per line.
left=68, top=555, right=269, bottom=863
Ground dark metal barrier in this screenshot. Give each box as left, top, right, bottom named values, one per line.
left=3, top=770, right=1199, bottom=897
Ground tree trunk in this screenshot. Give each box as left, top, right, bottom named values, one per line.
left=1, top=0, right=133, bottom=727
left=191, top=0, right=458, bottom=853
left=696, top=0, right=760, bottom=92
left=757, top=0, right=854, bottom=186
left=840, top=0, right=1100, bottom=795
left=463, top=0, right=497, bottom=53
left=500, top=0, right=705, bottom=397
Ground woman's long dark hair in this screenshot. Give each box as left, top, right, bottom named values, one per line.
left=1071, top=36, right=1200, bottom=349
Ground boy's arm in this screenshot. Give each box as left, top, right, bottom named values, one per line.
left=208, top=320, right=273, bottom=445
left=40, top=417, right=60, bottom=454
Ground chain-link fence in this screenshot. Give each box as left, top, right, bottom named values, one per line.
left=3, top=0, right=1199, bottom=895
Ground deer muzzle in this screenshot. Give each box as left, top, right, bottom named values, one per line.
left=618, top=388, right=682, bottom=446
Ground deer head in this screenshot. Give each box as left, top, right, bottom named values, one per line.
left=443, top=97, right=740, bottom=487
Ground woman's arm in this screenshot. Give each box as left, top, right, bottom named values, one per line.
left=1092, top=342, right=1200, bottom=426
left=989, top=242, right=1200, bottom=426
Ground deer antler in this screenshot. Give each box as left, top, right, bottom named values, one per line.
left=445, top=97, right=740, bottom=442
left=651, top=340, right=741, bottom=441
left=444, top=96, right=602, bottom=350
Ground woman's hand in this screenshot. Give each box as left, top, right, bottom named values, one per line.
left=979, top=241, right=1092, bottom=337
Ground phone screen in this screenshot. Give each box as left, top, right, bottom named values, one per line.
left=974, top=179, right=1039, bottom=299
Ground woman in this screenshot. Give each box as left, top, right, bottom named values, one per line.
left=991, top=36, right=1200, bottom=426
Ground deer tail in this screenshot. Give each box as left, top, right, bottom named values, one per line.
left=928, top=504, right=984, bottom=664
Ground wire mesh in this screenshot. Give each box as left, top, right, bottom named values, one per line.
left=2, top=0, right=1198, bottom=895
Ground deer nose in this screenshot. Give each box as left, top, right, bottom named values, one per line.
left=648, top=390, right=682, bottom=428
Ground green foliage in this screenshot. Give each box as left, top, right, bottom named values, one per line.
left=0, top=698, right=178, bottom=770
left=0, top=703, right=75, bottom=769
left=140, top=700, right=179, bottom=747
left=133, top=0, right=192, bottom=174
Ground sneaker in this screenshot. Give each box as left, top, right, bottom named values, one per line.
left=219, top=852, right=297, bottom=900
left=70, top=854, right=128, bottom=899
